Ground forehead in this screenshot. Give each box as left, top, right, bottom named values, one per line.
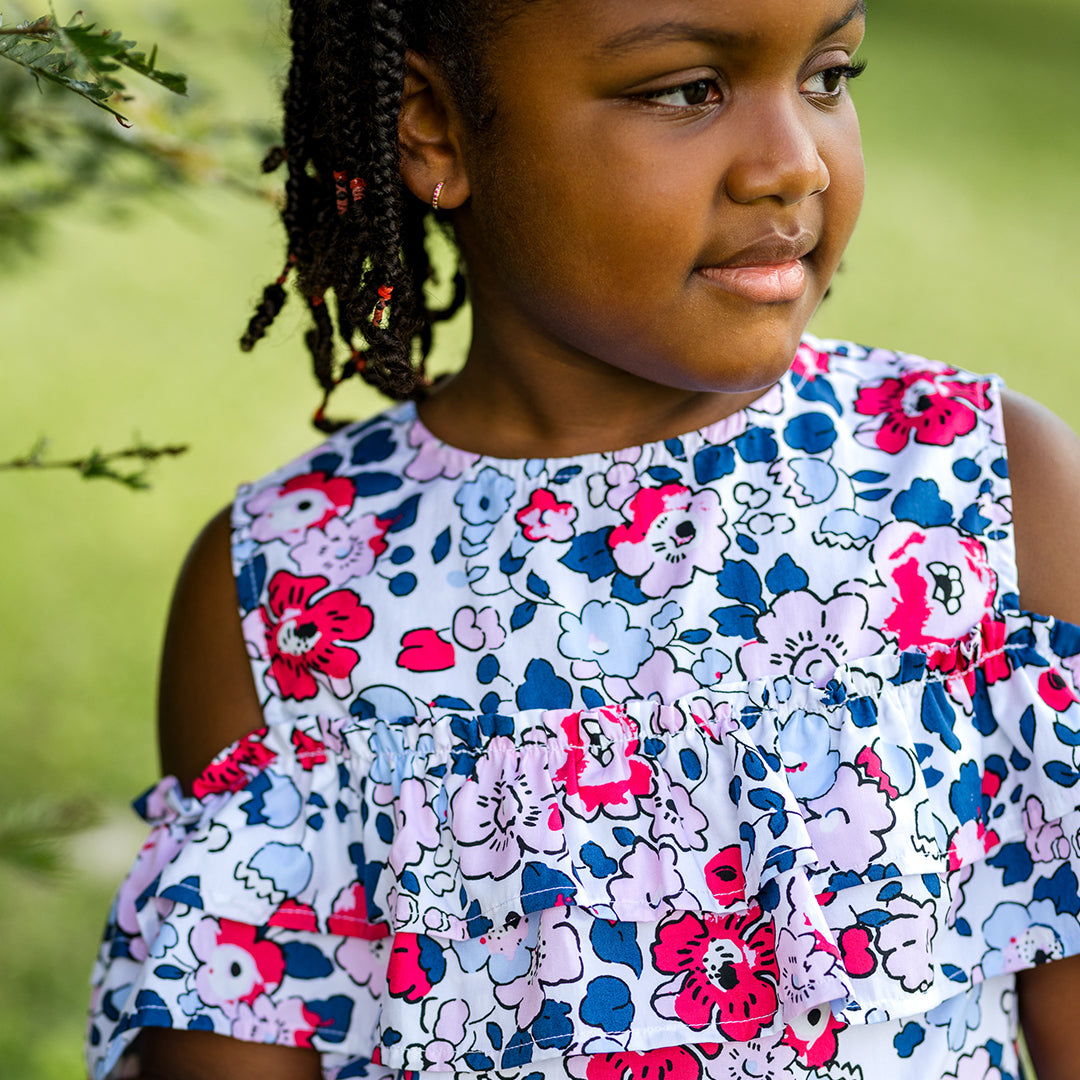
left=489, top=0, right=866, bottom=63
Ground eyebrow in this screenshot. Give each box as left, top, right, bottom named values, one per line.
left=595, top=0, right=867, bottom=58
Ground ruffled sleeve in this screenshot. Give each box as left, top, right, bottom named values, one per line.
left=87, top=607, right=1080, bottom=1079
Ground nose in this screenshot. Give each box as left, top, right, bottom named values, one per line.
left=724, top=97, right=830, bottom=206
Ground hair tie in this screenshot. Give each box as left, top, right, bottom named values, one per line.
left=372, top=285, right=393, bottom=326
left=333, top=170, right=349, bottom=215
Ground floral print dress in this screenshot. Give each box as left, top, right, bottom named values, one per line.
left=87, top=337, right=1080, bottom=1080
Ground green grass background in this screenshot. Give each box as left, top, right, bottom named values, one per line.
left=1, top=0, right=1078, bottom=1076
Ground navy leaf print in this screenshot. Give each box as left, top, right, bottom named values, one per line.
left=710, top=605, right=759, bottom=639
left=432, top=527, right=451, bottom=563
left=891, top=478, right=953, bottom=527
left=236, top=554, right=267, bottom=613
left=693, top=444, right=737, bottom=484
left=511, top=601, right=538, bottom=630
left=516, top=659, right=573, bottom=710
left=526, top=571, right=551, bottom=598
left=350, top=427, right=396, bottom=465
left=716, top=560, right=764, bottom=610
left=765, top=554, right=809, bottom=597
left=580, top=976, right=634, bottom=1031
left=559, top=528, right=616, bottom=581
left=590, top=920, right=643, bottom=976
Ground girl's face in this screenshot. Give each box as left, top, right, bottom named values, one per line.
left=454, top=0, right=866, bottom=398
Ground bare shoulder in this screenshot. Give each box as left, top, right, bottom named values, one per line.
left=1002, top=388, right=1080, bottom=624
left=157, top=505, right=265, bottom=793
left=1003, top=389, right=1080, bottom=1077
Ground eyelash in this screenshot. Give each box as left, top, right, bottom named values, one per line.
left=638, top=59, right=868, bottom=110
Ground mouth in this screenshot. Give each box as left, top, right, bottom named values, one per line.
left=696, top=233, right=816, bottom=304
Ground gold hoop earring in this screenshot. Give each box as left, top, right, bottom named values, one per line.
left=431, top=181, right=445, bottom=211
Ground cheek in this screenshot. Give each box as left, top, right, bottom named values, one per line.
left=822, top=120, right=866, bottom=247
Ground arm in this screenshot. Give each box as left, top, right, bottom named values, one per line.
left=1003, top=389, right=1080, bottom=1080
left=140, top=508, right=323, bottom=1078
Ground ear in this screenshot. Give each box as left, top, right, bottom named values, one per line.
left=399, top=50, right=470, bottom=210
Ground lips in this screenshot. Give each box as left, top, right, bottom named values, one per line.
left=696, top=232, right=816, bottom=304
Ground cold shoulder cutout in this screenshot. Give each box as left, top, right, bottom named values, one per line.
left=89, top=338, right=1080, bottom=1080
left=158, top=505, right=267, bottom=795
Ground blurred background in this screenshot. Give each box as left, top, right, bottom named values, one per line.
left=1, top=0, right=1077, bottom=1075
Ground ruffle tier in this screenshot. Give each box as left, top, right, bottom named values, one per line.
left=89, top=608, right=1080, bottom=1077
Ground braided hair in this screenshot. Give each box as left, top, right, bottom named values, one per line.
left=241, top=0, right=507, bottom=430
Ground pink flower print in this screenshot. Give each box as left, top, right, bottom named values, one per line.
left=246, top=472, right=356, bottom=543
left=629, top=649, right=700, bottom=705
left=327, top=882, right=391, bottom=940
left=387, top=777, right=441, bottom=875
left=782, top=1005, right=846, bottom=1068
left=1039, top=668, right=1078, bottom=712
left=774, top=926, right=843, bottom=1014
left=609, top=485, right=730, bottom=597
left=452, top=605, right=506, bottom=651
left=805, top=763, right=895, bottom=874
left=555, top=708, right=652, bottom=816
left=791, top=341, right=832, bottom=381
left=495, top=908, right=582, bottom=1028
left=587, top=450, right=643, bottom=511
left=704, top=845, right=746, bottom=907
left=854, top=369, right=989, bottom=454
left=837, top=926, right=876, bottom=977
left=707, top=1037, right=798, bottom=1079
left=230, top=995, right=324, bottom=1048
left=945, top=1047, right=1002, bottom=1080
left=248, top=572, right=372, bottom=700
left=926, top=614, right=1011, bottom=697
left=386, top=932, right=447, bottom=1002
left=516, top=488, right=578, bottom=542
left=114, top=826, right=186, bottom=945
left=335, top=934, right=390, bottom=993
left=606, top=842, right=690, bottom=916
left=648, top=780, right=708, bottom=850
left=876, top=893, right=937, bottom=992
left=290, top=513, right=389, bottom=588
left=947, top=818, right=1001, bottom=872
left=192, top=728, right=276, bottom=798
left=190, top=916, right=285, bottom=1009
left=651, top=908, right=778, bottom=1039
left=404, top=417, right=481, bottom=481
left=873, top=523, right=997, bottom=650
left=1022, top=796, right=1070, bottom=863
left=738, top=590, right=886, bottom=687
left=451, top=738, right=565, bottom=879
left=397, top=627, right=456, bottom=673
left=424, top=999, right=470, bottom=1069
left=585, top=1047, right=703, bottom=1080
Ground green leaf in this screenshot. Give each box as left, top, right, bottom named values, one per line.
left=0, top=798, right=100, bottom=878
left=0, top=13, right=186, bottom=124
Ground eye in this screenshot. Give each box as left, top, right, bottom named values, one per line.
left=803, top=60, right=867, bottom=98
left=639, top=78, right=722, bottom=109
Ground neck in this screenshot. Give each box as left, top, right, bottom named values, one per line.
left=418, top=307, right=780, bottom=460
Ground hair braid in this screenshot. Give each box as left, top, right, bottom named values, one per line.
left=242, top=0, right=497, bottom=425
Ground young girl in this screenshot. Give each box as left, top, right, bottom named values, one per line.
left=85, top=1, right=1080, bottom=1078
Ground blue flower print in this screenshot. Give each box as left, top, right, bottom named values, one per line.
left=777, top=710, right=840, bottom=799
left=558, top=601, right=653, bottom=678
left=691, top=648, right=732, bottom=688
left=980, top=898, right=1080, bottom=979
left=454, top=466, right=516, bottom=550
left=369, top=720, right=436, bottom=794
left=925, top=982, right=982, bottom=1052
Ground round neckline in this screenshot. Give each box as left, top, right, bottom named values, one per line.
left=402, top=369, right=791, bottom=473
